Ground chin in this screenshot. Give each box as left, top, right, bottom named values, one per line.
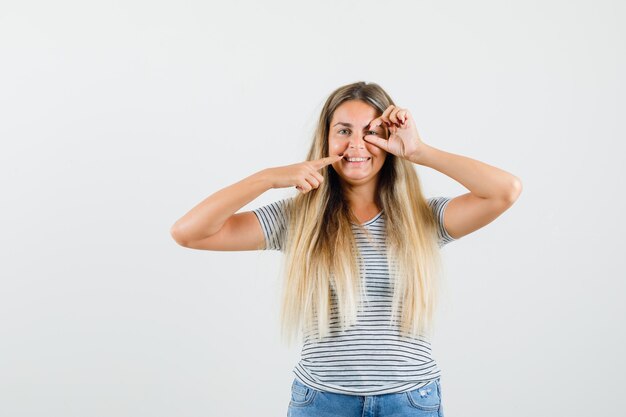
left=338, top=172, right=377, bottom=184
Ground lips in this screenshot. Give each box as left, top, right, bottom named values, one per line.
left=343, top=156, right=371, bottom=161
left=343, top=157, right=371, bottom=165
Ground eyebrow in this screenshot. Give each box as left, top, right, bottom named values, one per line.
left=332, top=122, right=382, bottom=129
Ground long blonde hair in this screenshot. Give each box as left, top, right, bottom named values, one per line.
left=279, top=81, right=445, bottom=347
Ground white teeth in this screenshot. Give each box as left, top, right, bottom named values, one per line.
left=346, top=157, right=369, bottom=162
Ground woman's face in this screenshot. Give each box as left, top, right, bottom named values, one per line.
left=328, top=99, right=388, bottom=186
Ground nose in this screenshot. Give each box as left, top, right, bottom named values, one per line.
left=348, top=134, right=366, bottom=149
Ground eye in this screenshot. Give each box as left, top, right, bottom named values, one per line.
left=338, top=129, right=350, bottom=134
left=367, top=130, right=379, bottom=135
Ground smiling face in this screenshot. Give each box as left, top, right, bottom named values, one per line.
left=328, top=99, right=388, bottom=187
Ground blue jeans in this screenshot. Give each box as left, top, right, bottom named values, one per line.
left=287, top=378, right=444, bottom=417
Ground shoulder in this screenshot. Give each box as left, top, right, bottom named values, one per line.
left=427, top=196, right=452, bottom=209
left=426, top=196, right=457, bottom=247
left=251, top=196, right=295, bottom=251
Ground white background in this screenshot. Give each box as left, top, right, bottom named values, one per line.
left=1, top=0, right=624, bottom=416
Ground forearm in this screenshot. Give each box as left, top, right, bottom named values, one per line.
left=411, top=144, right=522, bottom=201
left=170, top=169, right=273, bottom=243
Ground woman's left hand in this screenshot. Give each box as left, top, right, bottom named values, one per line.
left=364, top=105, right=426, bottom=162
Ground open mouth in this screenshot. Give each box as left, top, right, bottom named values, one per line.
left=343, top=157, right=371, bottom=165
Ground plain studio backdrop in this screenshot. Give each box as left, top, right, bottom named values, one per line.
left=1, top=0, right=624, bottom=416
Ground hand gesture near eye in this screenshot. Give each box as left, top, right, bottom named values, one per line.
left=363, top=105, right=426, bottom=162
left=265, top=154, right=343, bottom=194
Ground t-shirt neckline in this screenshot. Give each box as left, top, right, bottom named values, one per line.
left=351, top=210, right=384, bottom=226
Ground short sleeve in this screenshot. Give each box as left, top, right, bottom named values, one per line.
left=427, top=196, right=457, bottom=248
left=252, top=197, right=292, bottom=251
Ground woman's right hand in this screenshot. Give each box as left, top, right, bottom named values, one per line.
left=265, top=154, right=344, bottom=194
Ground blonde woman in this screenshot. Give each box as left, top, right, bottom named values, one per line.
left=170, top=81, right=522, bottom=417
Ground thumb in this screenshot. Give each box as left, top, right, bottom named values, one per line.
left=363, top=135, right=388, bottom=151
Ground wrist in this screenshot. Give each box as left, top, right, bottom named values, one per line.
left=254, top=168, right=275, bottom=190
left=408, top=144, right=434, bottom=165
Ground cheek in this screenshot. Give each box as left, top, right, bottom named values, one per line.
left=329, top=141, right=345, bottom=154
left=366, top=143, right=386, bottom=157
left=372, top=149, right=387, bottom=166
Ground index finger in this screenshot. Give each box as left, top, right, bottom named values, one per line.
left=311, top=154, right=343, bottom=170
left=368, top=105, right=396, bottom=130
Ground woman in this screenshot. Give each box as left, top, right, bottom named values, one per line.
left=170, top=81, right=522, bottom=417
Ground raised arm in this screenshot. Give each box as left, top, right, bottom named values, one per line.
left=365, top=105, right=522, bottom=241
left=414, top=145, right=522, bottom=240
left=169, top=170, right=273, bottom=251
left=169, top=154, right=343, bottom=251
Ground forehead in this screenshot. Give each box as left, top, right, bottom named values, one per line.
left=330, top=100, right=379, bottom=123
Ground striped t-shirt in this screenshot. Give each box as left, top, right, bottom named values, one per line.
left=253, top=196, right=457, bottom=396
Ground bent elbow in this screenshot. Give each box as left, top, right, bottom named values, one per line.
left=505, top=177, right=523, bottom=204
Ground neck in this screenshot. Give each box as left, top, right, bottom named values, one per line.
left=340, top=179, right=379, bottom=212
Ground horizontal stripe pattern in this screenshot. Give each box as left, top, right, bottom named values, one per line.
left=253, top=196, right=457, bottom=396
